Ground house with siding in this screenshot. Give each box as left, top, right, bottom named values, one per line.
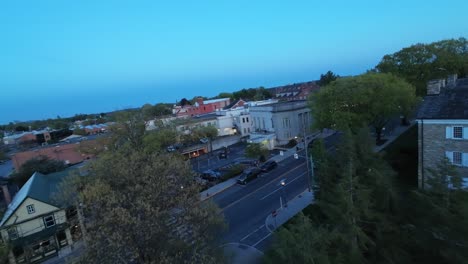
left=0, top=169, right=82, bottom=264
left=416, top=75, right=468, bottom=189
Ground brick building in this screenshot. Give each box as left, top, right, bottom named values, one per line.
left=11, top=142, right=95, bottom=171
left=173, top=98, right=230, bottom=117
left=416, top=75, right=468, bottom=189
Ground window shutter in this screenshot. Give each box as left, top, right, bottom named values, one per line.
left=463, top=153, right=468, bottom=167
left=446, top=127, right=452, bottom=139
left=464, top=127, right=468, bottom=139
left=446, top=151, right=453, bottom=163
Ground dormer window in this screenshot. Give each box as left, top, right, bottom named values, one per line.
left=26, top=204, right=35, bottom=214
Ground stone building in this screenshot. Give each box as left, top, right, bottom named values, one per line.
left=249, top=100, right=314, bottom=147
left=416, top=75, right=468, bottom=189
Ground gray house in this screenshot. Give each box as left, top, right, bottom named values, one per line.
left=416, top=76, right=468, bottom=189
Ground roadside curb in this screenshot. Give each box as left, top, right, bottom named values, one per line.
left=200, top=178, right=238, bottom=201
left=264, top=190, right=313, bottom=233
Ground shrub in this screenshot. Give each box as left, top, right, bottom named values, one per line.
left=220, top=165, right=244, bottom=181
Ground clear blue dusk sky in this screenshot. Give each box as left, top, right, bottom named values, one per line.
left=1, top=0, right=467, bottom=124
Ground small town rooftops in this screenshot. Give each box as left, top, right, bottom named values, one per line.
left=417, top=78, right=468, bottom=119
left=202, top=98, right=230, bottom=104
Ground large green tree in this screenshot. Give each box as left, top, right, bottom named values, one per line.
left=62, top=118, right=225, bottom=263
left=143, top=128, right=178, bottom=153
left=265, top=131, right=402, bottom=264
left=400, top=158, right=468, bottom=263
left=376, top=38, right=468, bottom=95
left=309, top=73, right=418, bottom=142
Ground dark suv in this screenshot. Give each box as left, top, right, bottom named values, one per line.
left=260, top=160, right=277, bottom=172
left=201, top=170, right=221, bottom=181
left=237, top=167, right=262, bottom=185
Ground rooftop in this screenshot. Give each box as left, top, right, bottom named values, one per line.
left=0, top=167, right=81, bottom=227
left=417, top=78, right=468, bottom=119
left=250, top=100, right=308, bottom=112
left=203, top=98, right=230, bottom=104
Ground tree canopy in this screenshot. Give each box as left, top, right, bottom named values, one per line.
left=60, top=117, right=225, bottom=263
left=309, top=73, right=418, bottom=141
left=12, top=156, right=67, bottom=187
left=244, top=143, right=269, bottom=162
left=317, top=70, right=340, bottom=86
left=141, top=103, right=172, bottom=120
left=375, top=38, right=468, bottom=95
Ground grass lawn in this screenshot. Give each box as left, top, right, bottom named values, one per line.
left=382, top=124, right=418, bottom=191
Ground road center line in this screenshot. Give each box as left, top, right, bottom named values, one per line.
left=240, top=224, right=265, bottom=242
left=259, top=171, right=307, bottom=200
left=221, top=162, right=306, bottom=211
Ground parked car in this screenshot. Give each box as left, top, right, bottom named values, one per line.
left=237, top=167, right=262, bottom=185
left=260, top=160, right=277, bottom=172
left=201, top=170, right=221, bottom=181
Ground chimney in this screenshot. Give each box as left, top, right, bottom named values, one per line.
left=2, top=185, right=11, bottom=205
left=196, top=97, right=204, bottom=105
left=427, top=80, right=441, bottom=95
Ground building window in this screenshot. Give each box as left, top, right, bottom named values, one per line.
left=26, top=204, right=35, bottom=214
left=43, top=215, right=56, bottom=228
left=453, top=152, right=462, bottom=166
left=282, top=118, right=290, bottom=128
left=242, top=118, right=245, bottom=123
left=8, top=227, right=19, bottom=240
left=453, top=126, right=463, bottom=139
left=246, top=117, right=249, bottom=123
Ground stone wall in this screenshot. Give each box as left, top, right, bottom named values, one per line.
left=418, top=122, right=468, bottom=188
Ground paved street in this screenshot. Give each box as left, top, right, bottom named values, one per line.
left=210, top=152, right=311, bottom=252
left=191, top=142, right=247, bottom=172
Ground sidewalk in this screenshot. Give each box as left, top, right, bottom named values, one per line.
left=200, top=177, right=239, bottom=201
left=265, top=190, right=314, bottom=232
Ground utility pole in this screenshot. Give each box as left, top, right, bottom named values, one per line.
left=302, top=114, right=313, bottom=192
